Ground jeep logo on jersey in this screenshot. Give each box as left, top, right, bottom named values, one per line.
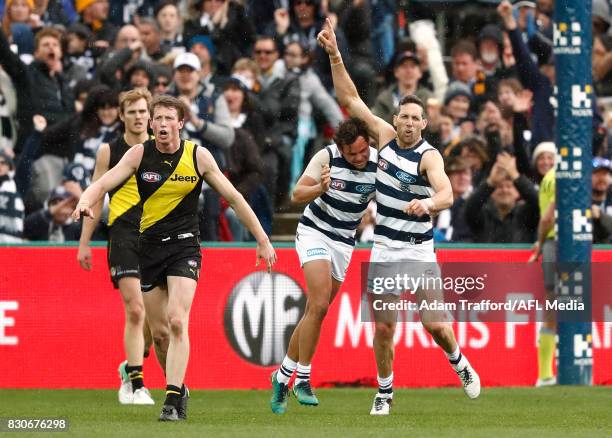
left=331, top=179, right=346, bottom=190
left=170, top=174, right=198, bottom=183
left=141, top=172, right=162, bottom=182
left=224, top=272, right=306, bottom=366
left=395, top=171, right=416, bottom=184
left=378, top=158, right=389, bottom=170
left=356, top=184, right=375, bottom=194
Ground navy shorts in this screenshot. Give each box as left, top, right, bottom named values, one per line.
left=139, top=236, right=201, bottom=292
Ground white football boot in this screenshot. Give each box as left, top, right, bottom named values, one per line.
left=369, top=393, right=393, bottom=415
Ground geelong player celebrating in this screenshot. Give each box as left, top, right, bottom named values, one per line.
left=78, top=88, right=155, bottom=405
left=318, top=19, right=480, bottom=415
left=73, top=95, right=277, bottom=421
left=270, top=118, right=377, bottom=414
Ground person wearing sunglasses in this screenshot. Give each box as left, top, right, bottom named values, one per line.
left=250, top=35, right=300, bottom=208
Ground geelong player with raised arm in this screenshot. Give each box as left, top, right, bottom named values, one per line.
left=318, top=19, right=480, bottom=415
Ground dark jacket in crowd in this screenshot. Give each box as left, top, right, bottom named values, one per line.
left=23, top=209, right=81, bottom=241
left=465, top=175, right=539, bottom=243
left=507, top=27, right=554, bottom=147
left=183, top=1, right=256, bottom=76
left=0, top=29, right=75, bottom=153
left=227, top=128, right=265, bottom=198
left=250, top=71, right=301, bottom=156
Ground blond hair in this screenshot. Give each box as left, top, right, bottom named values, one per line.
left=119, top=88, right=153, bottom=115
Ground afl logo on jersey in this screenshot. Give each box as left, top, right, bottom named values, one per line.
left=395, top=171, right=416, bottom=184
left=141, top=172, right=162, bottom=182
left=378, top=158, right=389, bottom=170
left=331, top=179, right=346, bottom=190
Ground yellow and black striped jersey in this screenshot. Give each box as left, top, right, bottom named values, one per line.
left=136, top=139, right=204, bottom=239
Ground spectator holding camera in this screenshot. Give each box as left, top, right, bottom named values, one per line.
left=465, top=151, right=539, bottom=243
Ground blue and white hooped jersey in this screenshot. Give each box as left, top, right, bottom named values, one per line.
left=374, top=138, right=436, bottom=249
left=299, top=144, right=377, bottom=246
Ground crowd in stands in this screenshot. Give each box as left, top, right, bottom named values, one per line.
left=0, top=0, right=610, bottom=244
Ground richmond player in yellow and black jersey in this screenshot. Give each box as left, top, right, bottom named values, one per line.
left=77, top=89, right=155, bottom=406
left=73, top=95, right=277, bottom=422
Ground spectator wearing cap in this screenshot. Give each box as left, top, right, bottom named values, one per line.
left=444, top=81, right=472, bottom=125
left=593, top=0, right=612, bottom=97
left=23, top=185, right=80, bottom=241
left=592, top=157, right=612, bottom=243
left=434, top=157, right=473, bottom=242
left=465, top=150, right=539, bottom=243
left=183, top=0, right=255, bottom=77
left=155, top=0, right=183, bottom=53
left=593, top=0, right=611, bottom=37
left=372, top=50, right=432, bottom=125
left=137, top=17, right=168, bottom=62
left=75, top=0, right=117, bottom=49
left=498, top=0, right=554, bottom=146
left=0, top=148, right=23, bottom=242
left=476, top=24, right=517, bottom=105
left=168, top=51, right=235, bottom=241
left=0, top=26, right=75, bottom=153
left=169, top=51, right=235, bottom=161
left=250, top=35, right=300, bottom=207
left=532, top=142, right=555, bottom=177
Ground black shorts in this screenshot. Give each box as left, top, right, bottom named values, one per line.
left=107, top=229, right=140, bottom=289
left=139, top=236, right=201, bottom=292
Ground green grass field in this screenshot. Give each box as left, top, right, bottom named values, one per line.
left=0, top=387, right=610, bottom=437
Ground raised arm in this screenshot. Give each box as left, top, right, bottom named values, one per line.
left=72, top=144, right=143, bottom=221
left=197, top=146, right=277, bottom=271
left=317, top=18, right=395, bottom=148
